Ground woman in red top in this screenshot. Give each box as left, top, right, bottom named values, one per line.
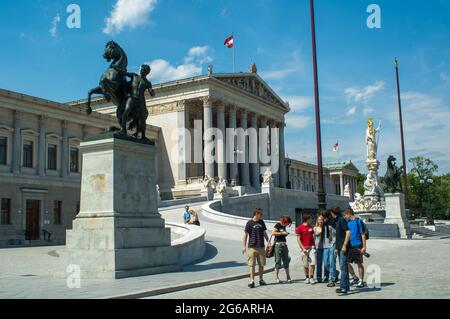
left=296, top=214, right=317, bottom=284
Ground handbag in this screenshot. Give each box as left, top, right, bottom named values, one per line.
left=265, top=235, right=275, bottom=258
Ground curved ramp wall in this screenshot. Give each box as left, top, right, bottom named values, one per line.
left=168, top=223, right=206, bottom=266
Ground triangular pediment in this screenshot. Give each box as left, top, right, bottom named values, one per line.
left=213, top=74, right=289, bottom=110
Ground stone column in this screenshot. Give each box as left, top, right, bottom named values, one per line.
left=38, top=116, right=46, bottom=176
left=227, top=106, right=238, bottom=185
left=269, top=121, right=279, bottom=187
left=239, top=109, right=250, bottom=187
left=203, top=97, right=214, bottom=179
left=12, top=111, right=21, bottom=174
left=249, top=113, right=260, bottom=187
left=278, top=122, right=287, bottom=188
left=61, top=121, right=69, bottom=178
left=340, top=173, right=344, bottom=196
left=216, top=103, right=227, bottom=180
left=259, top=116, right=268, bottom=173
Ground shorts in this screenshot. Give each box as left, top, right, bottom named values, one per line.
left=248, top=247, right=266, bottom=267
left=348, top=247, right=364, bottom=264
left=301, top=248, right=316, bottom=267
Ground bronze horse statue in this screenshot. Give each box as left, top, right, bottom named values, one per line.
left=86, top=41, right=147, bottom=137
left=384, top=155, right=404, bottom=193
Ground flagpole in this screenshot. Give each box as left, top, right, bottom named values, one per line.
left=395, top=57, right=409, bottom=207
left=310, top=0, right=326, bottom=210
left=232, top=32, right=236, bottom=73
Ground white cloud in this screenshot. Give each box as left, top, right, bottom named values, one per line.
left=259, top=51, right=304, bottom=81
left=220, top=7, right=228, bottom=17
left=346, top=105, right=357, bottom=116
left=148, top=46, right=213, bottom=83
left=49, top=14, right=61, bottom=38
left=345, top=81, right=385, bottom=104
left=440, top=72, right=450, bottom=85
left=286, top=115, right=312, bottom=130
left=103, top=0, right=158, bottom=35
left=343, top=81, right=385, bottom=117
left=285, top=96, right=313, bottom=113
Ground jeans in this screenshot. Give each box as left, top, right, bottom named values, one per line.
left=339, top=250, right=350, bottom=291
left=323, top=244, right=337, bottom=281
left=316, top=248, right=324, bottom=279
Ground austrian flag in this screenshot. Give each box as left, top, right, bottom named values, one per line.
left=224, top=35, right=234, bottom=48
left=333, top=142, right=339, bottom=152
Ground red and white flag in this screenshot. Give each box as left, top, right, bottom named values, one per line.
left=333, top=142, right=339, bottom=152
left=224, top=35, right=234, bottom=48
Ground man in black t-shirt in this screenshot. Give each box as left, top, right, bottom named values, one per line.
left=331, top=206, right=351, bottom=295
left=243, top=208, right=269, bottom=288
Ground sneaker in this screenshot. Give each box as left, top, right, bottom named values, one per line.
left=335, top=288, right=348, bottom=295
left=350, top=277, right=360, bottom=286
left=310, top=278, right=316, bottom=285
left=259, top=279, right=267, bottom=286
left=248, top=281, right=255, bottom=288
left=357, top=281, right=365, bottom=288
left=305, top=277, right=310, bottom=284
left=327, top=281, right=336, bottom=287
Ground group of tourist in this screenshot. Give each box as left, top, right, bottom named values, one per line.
left=242, top=206, right=368, bottom=295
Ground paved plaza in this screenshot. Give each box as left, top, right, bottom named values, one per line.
left=0, top=202, right=449, bottom=299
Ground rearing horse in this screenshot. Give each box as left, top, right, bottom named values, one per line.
left=86, top=41, right=129, bottom=128
left=384, top=155, right=403, bottom=193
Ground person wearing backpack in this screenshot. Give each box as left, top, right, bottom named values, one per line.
left=344, top=208, right=368, bottom=288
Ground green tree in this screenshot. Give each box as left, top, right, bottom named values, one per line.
left=408, top=156, right=438, bottom=219
left=356, top=173, right=365, bottom=195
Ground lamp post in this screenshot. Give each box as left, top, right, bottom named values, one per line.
left=310, top=0, right=326, bottom=209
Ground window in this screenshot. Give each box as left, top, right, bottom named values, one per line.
left=23, top=140, right=33, bottom=168
left=70, top=147, right=79, bottom=173
left=0, top=137, right=7, bottom=165
left=47, top=144, right=57, bottom=170
left=1, top=198, right=11, bottom=225
left=53, top=200, right=62, bottom=225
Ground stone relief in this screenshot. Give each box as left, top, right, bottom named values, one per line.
left=218, top=76, right=284, bottom=107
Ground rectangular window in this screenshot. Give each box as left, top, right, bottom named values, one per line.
left=70, top=147, right=79, bottom=173
left=23, top=140, right=33, bottom=168
left=53, top=200, right=62, bottom=225
left=1, top=198, right=11, bottom=225
left=47, top=144, right=57, bottom=170
left=0, top=137, right=7, bottom=165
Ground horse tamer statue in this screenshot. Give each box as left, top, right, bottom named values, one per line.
left=384, top=155, right=404, bottom=193
left=86, top=41, right=154, bottom=140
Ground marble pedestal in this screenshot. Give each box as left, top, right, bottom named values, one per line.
left=64, top=133, right=180, bottom=279
left=384, top=193, right=411, bottom=239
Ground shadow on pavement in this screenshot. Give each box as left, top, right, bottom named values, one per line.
left=184, top=261, right=247, bottom=272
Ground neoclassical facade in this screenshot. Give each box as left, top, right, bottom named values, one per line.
left=72, top=67, right=290, bottom=199
left=286, top=158, right=359, bottom=199
left=0, top=88, right=160, bottom=246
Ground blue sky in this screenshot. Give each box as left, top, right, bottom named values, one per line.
left=1, top=0, right=450, bottom=174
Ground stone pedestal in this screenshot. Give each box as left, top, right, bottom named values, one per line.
left=384, top=193, right=411, bottom=239
left=64, top=133, right=180, bottom=279
left=201, top=186, right=214, bottom=201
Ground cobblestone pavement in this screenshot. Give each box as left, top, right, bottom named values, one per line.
left=148, top=237, right=450, bottom=299
left=0, top=201, right=449, bottom=299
